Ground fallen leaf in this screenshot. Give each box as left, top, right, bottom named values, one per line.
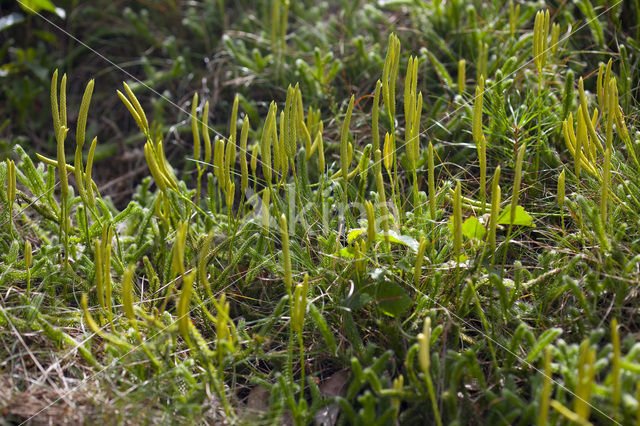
left=244, top=385, right=269, bottom=421
left=315, top=370, right=349, bottom=426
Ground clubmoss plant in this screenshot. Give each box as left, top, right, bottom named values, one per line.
left=509, top=1, right=520, bottom=36
left=458, top=59, right=466, bottom=95
left=601, top=147, right=611, bottom=227
left=476, top=41, right=488, bottom=82
left=472, top=76, right=486, bottom=211
left=224, top=123, right=236, bottom=192
left=121, top=264, right=136, bottom=330
left=261, top=102, right=276, bottom=188
left=538, top=347, right=553, bottom=426
left=341, top=94, right=355, bottom=202
left=382, top=33, right=400, bottom=130
left=452, top=180, right=462, bottom=263
left=73, top=79, right=96, bottom=218
left=500, top=143, right=526, bottom=272
left=270, top=0, right=289, bottom=64
left=561, top=70, right=574, bottom=120
left=191, top=93, right=203, bottom=202
left=557, top=169, right=566, bottom=233
left=578, top=77, right=603, bottom=155
left=574, top=340, right=596, bottom=421
left=404, top=55, right=423, bottom=214
left=7, top=8, right=640, bottom=423
left=51, top=70, right=71, bottom=265
left=417, top=317, right=442, bottom=426
left=372, top=79, right=381, bottom=151
left=533, top=10, right=549, bottom=87
left=382, top=33, right=400, bottom=209
left=511, top=144, right=526, bottom=224
left=292, top=273, right=309, bottom=395
left=428, top=141, right=437, bottom=220
left=6, top=158, right=15, bottom=237
left=177, top=269, right=196, bottom=347
left=261, top=187, right=271, bottom=231
left=238, top=115, right=250, bottom=213
left=487, top=166, right=501, bottom=253
left=414, top=237, right=428, bottom=288
left=24, top=239, right=32, bottom=295
left=374, top=148, right=390, bottom=250
left=250, top=143, right=259, bottom=191
left=365, top=200, right=376, bottom=250
left=550, top=23, right=560, bottom=55
left=280, top=213, right=292, bottom=294
left=611, top=318, right=620, bottom=415
left=383, top=132, right=395, bottom=202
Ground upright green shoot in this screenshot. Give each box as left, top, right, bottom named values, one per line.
left=374, top=149, right=390, bottom=251
left=538, top=347, right=553, bottom=426
left=6, top=159, right=15, bottom=237
left=51, top=71, right=71, bottom=266
left=487, top=166, right=501, bottom=253
left=501, top=144, right=526, bottom=273
left=405, top=56, right=422, bottom=215
left=428, top=142, right=436, bottom=220
left=472, top=76, right=486, bottom=211
left=533, top=10, right=550, bottom=88
left=341, top=94, right=355, bottom=203
left=458, top=59, right=466, bottom=95
left=611, top=318, right=620, bottom=415
left=417, top=317, right=443, bottom=426
left=453, top=180, right=462, bottom=263
left=557, top=169, right=566, bottom=234
left=191, top=93, right=202, bottom=202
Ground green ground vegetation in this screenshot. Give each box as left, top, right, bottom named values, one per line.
left=2, top=0, right=640, bottom=424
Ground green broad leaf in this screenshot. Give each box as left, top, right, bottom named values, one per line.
left=462, top=217, right=486, bottom=239
left=448, top=216, right=486, bottom=239
left=18, top=0, right=57, bottom=15
left=378, top=230, right=420, bottom=252
left=452, top=254, right=469, bottom=264
left=375, top=281, right=412, bottom=317
left=497, top=205, right=536, bottom=227
left=347, top=228, right=366, bottom=244
left=336, top=246, right=356, bottom=258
